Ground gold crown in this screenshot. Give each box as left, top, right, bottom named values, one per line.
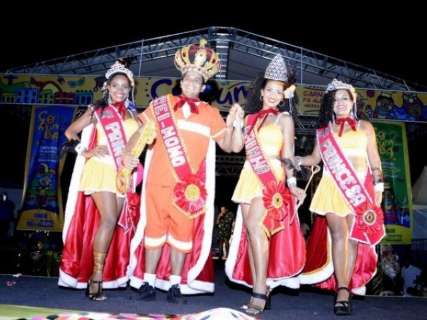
left=174, top=39, right=221, bottom=81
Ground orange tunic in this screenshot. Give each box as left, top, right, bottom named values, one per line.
left=141, top=95, right=226, bottom=187
left=140, top=94, right=226, bottom=251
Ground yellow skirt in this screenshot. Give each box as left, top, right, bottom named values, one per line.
left=79, top=157, right=122, bottom=195
left=310, top=174, right=352, bottom=217
left=232, top=160, right=284, bottom=204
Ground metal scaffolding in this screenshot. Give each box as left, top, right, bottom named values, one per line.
left=5, top=26, right=425, bottom=91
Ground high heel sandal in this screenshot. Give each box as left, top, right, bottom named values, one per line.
left=244, top=292, right=268, bottom=316
left=240, top=290, right=271, bottom=311
left=334, top=287, right=352, bottom=316
left=86, top=252, right=107, bottom=301
left=86, top=279, right=107, bottom=301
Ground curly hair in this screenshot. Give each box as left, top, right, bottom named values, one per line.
left=318, top=89, right=356, bottom=128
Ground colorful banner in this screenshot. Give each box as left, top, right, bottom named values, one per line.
left=373, top=121, right=413, bottom=244
left=17, top=105, right=74, bottom=232
left=2, top=74, right=427, bottom=122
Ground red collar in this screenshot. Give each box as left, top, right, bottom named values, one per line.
left=173, top=95, right=200, bottom=114
left=112, top=101, right=127, bottom=118
left=335, top=117, right=357, bottom=137
left=248, top=108, right=279, bottom=133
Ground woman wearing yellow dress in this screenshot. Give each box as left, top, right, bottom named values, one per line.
left=225, top=55, right=306, bottom=316
left=58, top=60, right=141, bottom=300
left=297, top=79, right=385, bottom=315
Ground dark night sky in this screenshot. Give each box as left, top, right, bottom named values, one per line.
left=1, top=4, right=427, bottom=188
left=1, top=5, right=426, bottom=87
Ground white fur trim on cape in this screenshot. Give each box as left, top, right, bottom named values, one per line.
left=128, top=138, right=216, bottom=294
left=225, top=206, right=302, bottom=290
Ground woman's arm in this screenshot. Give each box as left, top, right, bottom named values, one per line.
left=217, top=103, right=245, bottom=153
left=64, top=106, right=94, bottom=141
left=295, top=140, right=322, bottom=168
left=363, top=120, right=384, bottom=206
left=281, top=114, right=305, bottom=202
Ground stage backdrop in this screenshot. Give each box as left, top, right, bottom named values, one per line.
left=373, top=121, right=413, bottom=244
left=1, top=73, right=427, bottom=121
left=2, top=74, right=419, bottom=237
left=16, top=106, right=74, bottom=232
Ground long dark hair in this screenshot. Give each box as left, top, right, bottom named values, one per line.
left=318, top=89, right=356, bottom=128
left=244, top=73, right=296, bottom=115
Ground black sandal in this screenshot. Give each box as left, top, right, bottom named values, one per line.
left=244, top=292, right=268, bottom=316
left=86, top=280, right=107, bottom=301
left=334, top=287, right=351, bottom=315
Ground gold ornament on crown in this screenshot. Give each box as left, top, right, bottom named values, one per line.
left=174, top=39, right=221, bottom=81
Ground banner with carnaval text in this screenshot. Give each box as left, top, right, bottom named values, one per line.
left=1, top=74, right=427, bottom=122
left=17, top=105, right=74, bottom=232
left=373, top=121, right=413, bottom=244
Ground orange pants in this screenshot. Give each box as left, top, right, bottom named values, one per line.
left=144, top=184, right=194, bottom=252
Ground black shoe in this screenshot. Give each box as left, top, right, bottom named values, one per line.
left=167, top=284, right=183, bottom=303
left=334, top=287, right=352, bottom=316
left=240, top=291, right=271, bottom=311
left=244, top=292, right=268, bottom=316
left=137, top=282, right=156, bottom=301
left=86, top=280, right=107, bottom=301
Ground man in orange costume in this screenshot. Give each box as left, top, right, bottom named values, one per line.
left=124, top=39, right=244, bottom=302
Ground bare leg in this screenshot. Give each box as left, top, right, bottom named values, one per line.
left=89, top=192, right=124, bottom=295
left=326, top=213, right=350, bottom=302
left=241, top=204, right=256, bottom=285
left=170, top=247, right=186, bottom=276
left=144, top=248, right=162, bottom=274
left=243, top=198, right=269, bottom=310
left=345, top=214, right=358, bottom=287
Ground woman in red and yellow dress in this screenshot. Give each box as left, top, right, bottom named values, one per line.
left=225, top=55, right=306, bottom=316
left=58, top=60, right=142, bottom=300
left=297, top=79, right=385, bottom=315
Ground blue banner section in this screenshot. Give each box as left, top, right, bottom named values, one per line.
left=17, top=105, right=74, bottom=231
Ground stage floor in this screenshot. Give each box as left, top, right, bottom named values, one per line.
left=1, top=266, right=426, bottom=320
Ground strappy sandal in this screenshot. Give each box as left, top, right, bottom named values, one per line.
left=244, top=292, right=268, bottom=316
left=86, top=279, right=107, bottom=301
left=334, top=287, right=352, bottom=315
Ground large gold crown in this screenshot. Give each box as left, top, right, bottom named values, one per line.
left=174, top=39, right=221, bottom=81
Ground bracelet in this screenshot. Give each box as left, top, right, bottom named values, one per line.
left=374, top=182, right=384, bottom=192
left=287, top=177, right=297, bottom=187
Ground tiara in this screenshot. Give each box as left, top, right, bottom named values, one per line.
left=325, top=79, right=356, bottom=98
left=265, top=54, right=289, bottom=82
left=105, top=60, right=135, bottom=87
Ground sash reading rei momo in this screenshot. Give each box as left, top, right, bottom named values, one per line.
left=317, top=124, right=385, bottom=245
left=245, top=114, right=294, bottom=237
left=152, top=96, right=207, bottom=218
